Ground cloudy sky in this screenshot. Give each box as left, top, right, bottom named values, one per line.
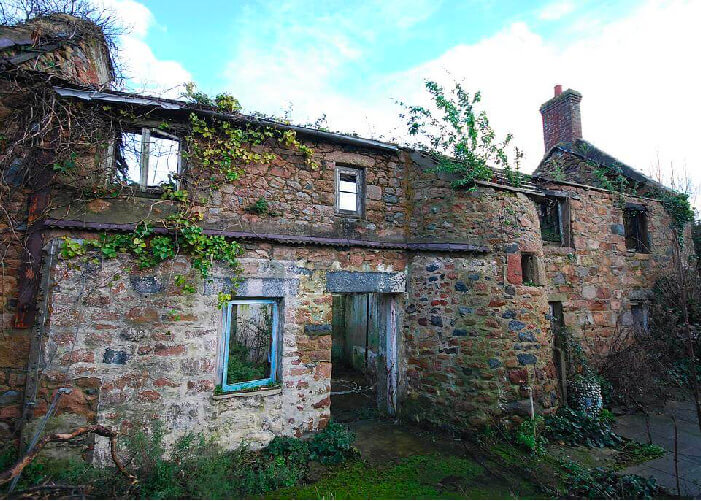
left=105, top=0, right=699, bottom=206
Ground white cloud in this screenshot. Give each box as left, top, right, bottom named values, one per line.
left=538, top=1, right=575, bottom=21
left=98, top=0, right=191, bottom=97
left=223, top=0, right=701, bottom=207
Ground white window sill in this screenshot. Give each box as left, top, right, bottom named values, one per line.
left=212, top=387, right=282, bottom=400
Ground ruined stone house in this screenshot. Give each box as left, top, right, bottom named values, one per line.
left=0, top=16, right=693, bottom=461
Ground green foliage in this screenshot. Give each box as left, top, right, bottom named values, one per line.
left=307, top=422, right=359, bottom=465
left=544, top=407, right=622, bottom=448
left=562, top=461, right=659, bottom=499
left=52, top=152, right=77, bottom=174
left=399, top=80, right=522, bottom=188
left=217, top=292, right=232, bottom=309
left=226, top=339, right=266, bottom=383
left=514, top=415, right=547, bottom=454
left=618, top=441, right=665, bottom=465
left=659, top=191, right=695, bottom=245
left=669, top=357, right=701, bottom=387
left=271, top=454, right=491, bottom=500
left=174, top=274, right=196, bottom=293
left=214, top=93, right=242, bottom=113
left=245, top=196, right=271, bottom=215
left=61, top=218, right=242, bottom=278
left=182, top=82, right=242, bottom=113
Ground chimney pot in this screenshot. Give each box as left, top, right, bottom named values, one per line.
left=554, top=84, right=562, bottom=96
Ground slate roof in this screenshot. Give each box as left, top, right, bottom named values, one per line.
left=533, top=138, right=669, bottom=193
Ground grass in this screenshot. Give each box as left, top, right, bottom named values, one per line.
left=269, top=454, right=538, bottom=500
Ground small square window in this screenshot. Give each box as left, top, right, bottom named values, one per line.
left=623, top=207, right=649, bottom=253
left=336, top=166, right=363, bottom=215
left=521, top=253, right=540, bottom=285
left=221, top=299, right=279, bottom=392
left=117, top=128, right=180, bottom=189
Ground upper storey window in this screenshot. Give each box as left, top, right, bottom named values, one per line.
left=537, top=196, right=571, bottom=247
left=117, top=128, right=181, bottom=189
left=623, top=206, right=649, bottom=253
left=335, top=166, right=364, bottom=216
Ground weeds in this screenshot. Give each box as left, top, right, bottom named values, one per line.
left=0, top=421, right=358, bottom=499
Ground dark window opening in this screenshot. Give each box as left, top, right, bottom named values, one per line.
left=631, top=303, right=649, bottom=333
left=539, top=198, right=562, bottom=243
left=538, top=196, right=571, bottom=247
left=521, top=253, right=539, bottom=285
left=623, top=208, right=649, bottom=253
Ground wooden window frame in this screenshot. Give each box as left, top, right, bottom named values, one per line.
left=118, top=127, right=182, bottom=190
left=335, top=165, right=365, bottom=217
left=538, top=195, right=572, bottom=247
left=220, top=299, right=280, bottom=392
left=623, top=206, right=650, bottom=253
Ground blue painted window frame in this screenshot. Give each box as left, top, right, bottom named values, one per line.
left=221, top=299, right=279, bottom=392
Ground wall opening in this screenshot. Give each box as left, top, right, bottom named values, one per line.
left=549, top=301, right=567, bottom=403
left=521, top=253, right=539, bottom=285
left=330, top=293, right=397, bottom=421
left=623, top=207, right=649, bottom=253
left=220, top=299, right=279, bottom=392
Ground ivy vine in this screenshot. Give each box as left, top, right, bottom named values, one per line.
left=58, top=88, right=318, bottom=284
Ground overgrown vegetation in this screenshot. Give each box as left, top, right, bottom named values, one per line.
left=0, top=421, right=358, bottom=499
left=561, top=461, right=660, bottom=499
left=400, top=80, right=524, bottom=188
left=544, top=407, right=622, bottom=448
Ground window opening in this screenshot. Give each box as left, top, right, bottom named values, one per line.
left=623, top=208, right=649, bottom=253
left=539, top=198, right=561, bottom=244
left=631, top=303, right=649, bottom=333
left=221, top=299, right=278, bottom=392
left=118, top=127, right=180, bottom=189
left=336, top=166, right=363, bottom=215
left=521, top=253, right=539, bottom=285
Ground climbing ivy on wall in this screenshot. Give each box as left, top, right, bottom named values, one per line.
left=28, top=84, right=317, bottom=281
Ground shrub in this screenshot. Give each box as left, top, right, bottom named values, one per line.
left=545, top=407, right=622, bottom=448
left=563, top=462, right=660, bottom=499
left=514, top=416, right=547, bottom=454
left=308, top=422, right=359, bottom=465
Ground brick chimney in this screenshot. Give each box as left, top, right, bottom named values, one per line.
left=540, top=85, right=583, bottom=151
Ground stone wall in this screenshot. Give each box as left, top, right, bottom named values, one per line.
left=401, top=170, right=558, bottom=427
left=191, top=143, right=407, bottom=242
left=36, top=238, right=406, bottom=461
left=537, top=180, right=689, bottom=348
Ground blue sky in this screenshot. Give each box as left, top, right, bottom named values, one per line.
left=108, top=0, right=700, bottom=206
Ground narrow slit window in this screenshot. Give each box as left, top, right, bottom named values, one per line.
left=117, top=128, right=180, bottom=189
left=221, top=299, right=278, bottom=392
left=521, top=253, right=539, bottom=285
left=623, top=207, right=649, bottom=253
left=336, top=166, right=363, bottom=215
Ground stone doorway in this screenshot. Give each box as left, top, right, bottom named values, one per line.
left=330, top=293, right=398, bottom=422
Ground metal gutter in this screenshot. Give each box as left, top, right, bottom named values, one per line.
left=44, top=218, right=489, bottom=253
left=52, top=86, right=399, bottom=152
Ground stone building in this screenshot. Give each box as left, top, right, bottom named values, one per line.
left=0, top=17, right=693, bottom=461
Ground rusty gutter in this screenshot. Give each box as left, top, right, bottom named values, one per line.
left=43, top=219, right=489, bottom=253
